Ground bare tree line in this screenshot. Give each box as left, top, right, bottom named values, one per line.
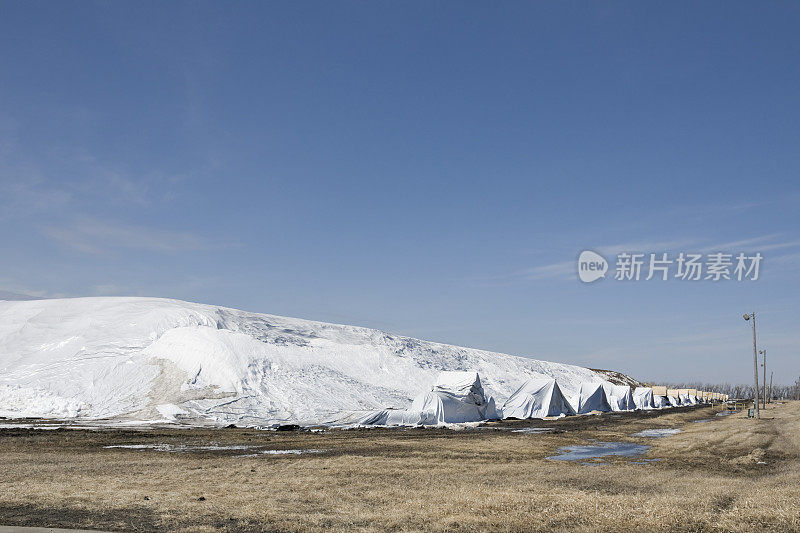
left=660, top=377, right=800, bottom=400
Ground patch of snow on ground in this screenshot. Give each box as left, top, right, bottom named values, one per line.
left=104, top=444, right=255, bottom=452
left=632, top=428, right=682, bottom=438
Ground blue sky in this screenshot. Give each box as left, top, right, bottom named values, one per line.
left=1, top=2, right=799, bottom=384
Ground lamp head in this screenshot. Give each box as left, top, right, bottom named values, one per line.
left=743, top=313, right=750, bottom=321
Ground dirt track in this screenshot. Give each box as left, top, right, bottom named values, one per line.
left=1, top=402, right=798, bottom=532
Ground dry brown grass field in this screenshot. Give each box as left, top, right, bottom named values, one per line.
left=1, top=402, right=799, bottom=532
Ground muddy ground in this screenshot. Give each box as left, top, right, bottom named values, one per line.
left=1, top=402, right=798, bottom=532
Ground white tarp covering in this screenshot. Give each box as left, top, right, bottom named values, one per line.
left=653, top=395, right=670, bottom=409
left=667, top=395, right=681, bottom=406
left=569, top=382, right=612, bottom=414
left=602, top=383, right=634, bottom=411
left=632, top=387, right=655, bottom=410
left=0, top=297, right=612, bottom=426
left=501, top=378, right=576, bottom=419
left=382, top=371, right=498, bottom=426
left=679, top=393, right=692, bottom=405
left=432, top=371, right=487, bottom=402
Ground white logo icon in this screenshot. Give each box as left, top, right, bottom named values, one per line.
left=578, top=250, right=608, bottom=283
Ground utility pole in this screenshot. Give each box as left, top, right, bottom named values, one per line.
left=769, top=372, right=773, bottom=404
left=743, top=312, right=759, bottom=419
left=760, top=349, right=767, bottom=409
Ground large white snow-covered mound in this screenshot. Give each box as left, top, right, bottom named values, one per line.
left=0, top=297, right=612, bottom=425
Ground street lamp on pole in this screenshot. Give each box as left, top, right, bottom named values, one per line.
left=743, top=312, right=760, bottom=419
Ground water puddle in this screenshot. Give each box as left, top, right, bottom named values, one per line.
left=716, top=410, right=736, bottom=417
left=630, top=458, right=662, bottom=465
left=632, top=428, right=681, bottom=438
left=692, top=419, right=712, bottom=423
left=0, top=423, right=63, bottom=430
left=547, top=442, right=650, bottom=463
left=236, top=449, right=326, bottom=457
left=104, top=444, right=254, bottom=452
left=104, top=443, right=325, bottom=456
left=511, top=427, right=553, bottom=434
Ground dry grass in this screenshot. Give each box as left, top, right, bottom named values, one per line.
left=1, top=403, right=799, bottom=532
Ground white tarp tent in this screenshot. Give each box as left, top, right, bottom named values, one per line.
left=501, top=378, right=576, bottom=419
left=569, top=382, right=612, bottom=414
left=667, top=395, right=681, bottom=407
left=383, top=371, right=498, bottom=426
left=632, top=387, right=655, bottom=410
left=602, top=383, right=634, bottom=411
left=653, top=395, right=670, bottom=409
left=679, top=393, right=692, bottom=405
left=432, top=371, right=489, bottom=402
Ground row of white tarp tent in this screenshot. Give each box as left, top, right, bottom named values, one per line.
left=602, top=383, right=634, bottom=411
left=633, top=387, right=686, bottom=409
left=369, top=371, right=693, bottom=427
left=384, top=371, right=498, bottom=426
left=501, top=379, right=576, bottom=419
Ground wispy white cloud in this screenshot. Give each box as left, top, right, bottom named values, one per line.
left=666, top=200, right=770, bottom=218
left=516, top=261, right=574, bottom=281
left=91, top=284, right=123, bottom=296
left=0, top=279, right=68, bottom=299
left=0, top=135, right=186, bottom=224
left=514, top=239, right=695, bottom=282
left=757, top=240, right=800, bottom=252
left=699, top=234, right=783, bottom=252
left=68, top=150, right=186, bottom=207
left=515, top=234, right=800, bottom=283
left=595, top=239, right=695, bottom=256
left=0, top=177, right=72, bottom=219
left=42, top=217, right=229, bottom=254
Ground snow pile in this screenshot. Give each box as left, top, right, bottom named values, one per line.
left=0, top=297, right=614, bottom=426
left=0, top=384, right=85, bottom=418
